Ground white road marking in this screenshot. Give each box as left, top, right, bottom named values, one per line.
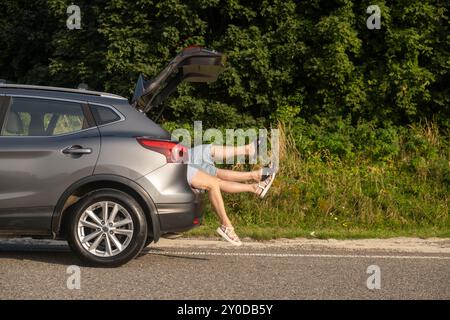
left=149, top=250, right=450, bottom=260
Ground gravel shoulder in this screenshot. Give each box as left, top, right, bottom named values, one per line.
left=1, top=236, right=449, bottom=253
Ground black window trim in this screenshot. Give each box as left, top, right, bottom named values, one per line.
left=0, top=96, right=11, bottom=132
left=81, top=103, right=96, bottom=128
left=88, top=102, right=125, bottom=128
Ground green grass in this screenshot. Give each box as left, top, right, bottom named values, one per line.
left=187, top=225, right=450, bottom=240
left=186, top=121, right=449, bottom=240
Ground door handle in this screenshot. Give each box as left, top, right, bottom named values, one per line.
left=62, top=146, right=93, bottom=155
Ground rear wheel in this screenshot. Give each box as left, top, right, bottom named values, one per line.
left=66, top=189, right=147, bottom=267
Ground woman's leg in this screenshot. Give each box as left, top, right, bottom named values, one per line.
left=190, top=171, right=258, bottom=226
left=218, top=179, right=258, bottom=194
left=210, top=143, right=255, bottom=162
left=190, top=170, right=233, bottom=227
left=216, top=168, right=262, bottom=182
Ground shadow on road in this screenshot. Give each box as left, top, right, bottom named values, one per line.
left=0, top=239, right=209, bottom=266
left=0, top=240, right=82, bottom=266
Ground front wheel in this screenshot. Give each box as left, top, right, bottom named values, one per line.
left=66, top=189, right=147, bottom=267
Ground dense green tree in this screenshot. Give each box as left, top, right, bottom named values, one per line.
left=0, top=0, right=57, bottom=84
left=0, top=0, right=448, bottom=129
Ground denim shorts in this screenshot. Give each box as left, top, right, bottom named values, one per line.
left=186, top=144, right=217, bottom=185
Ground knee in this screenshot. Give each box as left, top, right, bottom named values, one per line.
left=206, top=177, right=221, bottom=191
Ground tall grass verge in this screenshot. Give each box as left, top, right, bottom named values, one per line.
left=188, top=120, right=449, bottom=239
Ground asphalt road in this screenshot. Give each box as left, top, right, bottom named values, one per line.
left=0, top=238, right=449, bottom=299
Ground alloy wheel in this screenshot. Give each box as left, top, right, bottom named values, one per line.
left=77, top=201, right=134, bottom=257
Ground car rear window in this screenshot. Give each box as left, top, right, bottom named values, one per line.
left=91, top=105, right=121, bottom=126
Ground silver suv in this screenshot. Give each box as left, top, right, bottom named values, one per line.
left=0, top=47, right=224, bottom=267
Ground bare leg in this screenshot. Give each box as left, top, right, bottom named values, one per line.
left=210, top=144, right=255, bottom=162
left=218, top=179, right=258, bottom=194
left=216, top=168, right=262, bottom=182
left=190, top=171, right=258, bottom=227
left=190, top=170, right=232, bottom=227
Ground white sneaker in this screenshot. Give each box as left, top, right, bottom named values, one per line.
left=217, top=226, right=242, bottom=246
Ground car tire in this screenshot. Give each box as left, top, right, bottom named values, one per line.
left=66, top=189, right=147, bottom=267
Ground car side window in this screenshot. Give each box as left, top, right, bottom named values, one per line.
left=0, top=97, right=91, bottom=136
left=90, top=105, right=121, bottom=126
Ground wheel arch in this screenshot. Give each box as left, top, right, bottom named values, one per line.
left=52, top=175, right=161, bottom=242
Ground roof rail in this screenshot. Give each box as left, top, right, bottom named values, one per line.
left=0, top=83, right=127, bottom=100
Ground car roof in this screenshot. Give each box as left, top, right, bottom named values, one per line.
left=0, top=84, right=128, bottom=104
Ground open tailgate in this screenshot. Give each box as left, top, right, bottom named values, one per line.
left=132, top=47, right=225, bottom=113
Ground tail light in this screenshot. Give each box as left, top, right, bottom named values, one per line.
left=137, top=138, right=188, bottom=163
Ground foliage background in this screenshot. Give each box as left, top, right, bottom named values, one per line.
left=0, top=0, right=448, bottom=129
left=0, top=0, right=448, bottom=236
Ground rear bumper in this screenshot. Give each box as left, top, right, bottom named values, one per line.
left=136, top=163, right=203, bottom=233
left=136, top=163, right=197, bottom=203
left=157, top=197, right=203, bottom=233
